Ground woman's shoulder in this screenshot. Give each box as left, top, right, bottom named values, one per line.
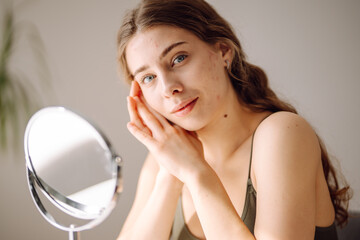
left=254, top=111, right=321, bottom=156
left=251, top=111, right=321, bottom=187
left=255, top=111, right=318, bottom=141
left=248, top=112, right=327, bottom=238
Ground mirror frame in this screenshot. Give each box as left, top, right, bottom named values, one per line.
left=24, top=106, right=123, bottom=233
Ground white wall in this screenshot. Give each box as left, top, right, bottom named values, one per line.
left=0, top=1, right=359, bottom=239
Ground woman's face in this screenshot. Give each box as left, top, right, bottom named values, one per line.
left=125, top=25, right=234, bottom=131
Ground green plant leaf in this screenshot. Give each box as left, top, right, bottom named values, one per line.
left=0, top=1, right=52, bottom=154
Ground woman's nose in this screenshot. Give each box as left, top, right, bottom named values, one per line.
left=160, top=73, right=183, bottom=98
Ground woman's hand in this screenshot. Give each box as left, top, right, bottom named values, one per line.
left=127, top=81, right=206, bottom=183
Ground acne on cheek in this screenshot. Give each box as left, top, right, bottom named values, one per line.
left=207, top=52, right=222, bottom=82
left=208, top=52, right=217, bottom=69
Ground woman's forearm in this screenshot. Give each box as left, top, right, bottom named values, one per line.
left=185, top=166, right=254, bottom=240
left=118, top=172, right=183, bottom=240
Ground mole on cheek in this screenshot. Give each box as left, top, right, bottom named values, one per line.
left=224, top=114, right=228, bottom=118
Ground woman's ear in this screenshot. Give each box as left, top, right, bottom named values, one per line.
left=216, top=41, right=232, bottom=60
left=215, top=41, right=233, bottom=68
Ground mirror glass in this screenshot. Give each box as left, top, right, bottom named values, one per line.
left=24, top=106, right=122, bottom=234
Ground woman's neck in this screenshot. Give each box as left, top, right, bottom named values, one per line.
left=196, top=92, right=268, bottom=166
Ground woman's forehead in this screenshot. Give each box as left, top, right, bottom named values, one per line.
left=125, top=25, right=203, bottom=73
left=128, top=26, right=197, bottom=52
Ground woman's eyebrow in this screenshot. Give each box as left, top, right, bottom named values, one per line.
left=160, top=41, right=188, bottom=60
left=133, top=65, right=149, bottom=78
left=133, top=41, right=188, bottom=78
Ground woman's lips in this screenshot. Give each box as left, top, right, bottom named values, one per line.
left=172, top=98, right=198, bottom=117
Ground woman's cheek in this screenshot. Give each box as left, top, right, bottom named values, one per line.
left=141, top=90, right=152, bottom=105
left=143, top=93, right=164, bottom=115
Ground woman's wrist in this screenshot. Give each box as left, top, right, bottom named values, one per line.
left=182, top=161, right=216, bottom=190
left=156, top=167, right=184, bottom=191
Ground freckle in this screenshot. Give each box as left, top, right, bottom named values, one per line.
left=224, top=114, right=228, bottom=118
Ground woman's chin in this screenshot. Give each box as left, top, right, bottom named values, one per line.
left=174, top=121, right=203, bottom=132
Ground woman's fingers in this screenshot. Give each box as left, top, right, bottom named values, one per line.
left=132, top=82, right=172, bottom=129
left=129, top=81, right=159, bottom=131
left=128, top=81, right=144, bottom=126
left=129, top=80, right=184, bottom=142
left=139, top=94, right=173, bottom=128
left=127, top=122, right=155, bottom=150
left=127, top=96, right=142, bottom=125
left=127, top=96, right=152, bottom=136
left=134, top=96, right=165, bottom=138
left=174, top=125, right=203, bottom=150
left=130, top=80, right=141, bottom=97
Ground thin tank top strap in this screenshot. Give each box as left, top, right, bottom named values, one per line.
left=247, top=113, right=275, bottom=179
left=248, top=131, right=255, bottom=179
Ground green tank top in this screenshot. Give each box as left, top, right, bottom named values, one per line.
left=170, top=114, right=338, bottom=240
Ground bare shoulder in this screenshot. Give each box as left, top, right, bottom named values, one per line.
left=251, top=111, right=321, bottom=188
left=257, top=111, right=316, bottom=136
left=251, top=112, right=323, bottom=238
left=255, top=111, right=320, bottom=150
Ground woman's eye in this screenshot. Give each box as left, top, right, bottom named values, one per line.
left=141, top=75, right=155, bottom=84
left=173, top=54, right=187, bottom=65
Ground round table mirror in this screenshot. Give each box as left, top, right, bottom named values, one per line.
left=24, top=106, right=123, bottom=239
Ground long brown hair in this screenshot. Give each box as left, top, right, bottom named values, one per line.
left=117, top=0, right=351, bottom=227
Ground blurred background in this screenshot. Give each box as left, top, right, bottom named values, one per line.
left=0, top=0, right=359, bottom=239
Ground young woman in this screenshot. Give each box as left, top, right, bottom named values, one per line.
left=116, top=0, right=351, bottom=239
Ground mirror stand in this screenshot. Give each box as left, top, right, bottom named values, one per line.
left=69, top=226, right=79, bottom=240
